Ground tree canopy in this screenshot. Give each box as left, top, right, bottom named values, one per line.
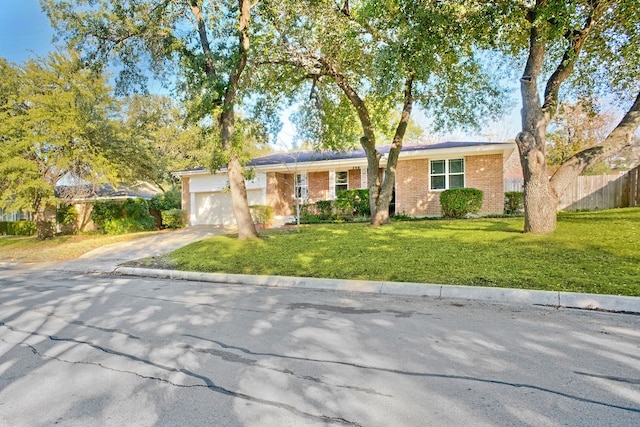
left=0, top=52, right=126, bottom=238
left=486, top=0, right=640, bottom=233
left=256, top=0, right=507, bottom=224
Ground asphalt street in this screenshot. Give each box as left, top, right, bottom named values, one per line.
left=0, top=264, right=638, bottom=426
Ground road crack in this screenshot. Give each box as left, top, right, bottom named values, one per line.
left=0, top=322, right=362, bottom=426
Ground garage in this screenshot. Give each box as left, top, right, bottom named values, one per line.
left=194, top=189, right=264, bottom=225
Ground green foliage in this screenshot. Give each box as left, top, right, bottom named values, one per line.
left=440, top=188, right=484, bottom=219
left=504, top=192, right=524, bottom=215
left=298, top=194, right=371, bottom=223
left=91, top=198, right=155, bottom=234
left=123, top=198, right=151, bottom=220
left=315, top=200, right=335, bottom=220
left=166, top=208, right=640, bottom=297
left=150, top=188, right=182, bottom=212
left=161, top=209, right=187, bottom=229
left=336, top=189, right=371, bottom=217
left=103, top=217, right=156, bottom=235
left=249, top=205, right=274, bottom=225
left=56, top=205, right=78, bottom=226
left=0, top=221, right=36, bottom=236
left=91, top=200, right=124, bottom=228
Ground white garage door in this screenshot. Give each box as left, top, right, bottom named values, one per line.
left=194, top=190, right=263, bottom=225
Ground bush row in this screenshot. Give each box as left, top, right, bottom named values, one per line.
left=298, top=189, right=370, bottom=223
left=0, top=221, right=37, bottom=236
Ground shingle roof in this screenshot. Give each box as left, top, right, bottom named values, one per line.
left=246, top=141, right=510, bottom=166
left=175, top=141, right=513, bottom=174
left=55, top=183, right=161, bottom=200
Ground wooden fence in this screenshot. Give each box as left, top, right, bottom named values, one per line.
left=504, top=165, right=640, bottom=211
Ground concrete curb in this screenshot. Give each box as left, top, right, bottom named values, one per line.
left=114, top=267, right=640, bottom=314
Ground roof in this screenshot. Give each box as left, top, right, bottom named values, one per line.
left=55, top=182, right=162, bottom=201
left=247, top=141, right=511, bottom=166
left=174, top=141, right=515, bottom=176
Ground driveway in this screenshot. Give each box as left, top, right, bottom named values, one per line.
left=52, top=225, right=230, bottom=274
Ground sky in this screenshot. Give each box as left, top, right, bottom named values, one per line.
left=0, top=0, right=55, bottom=63
left=0, top=0, right=521, bottom=145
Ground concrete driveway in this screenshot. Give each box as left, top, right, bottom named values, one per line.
left=52, top=225, right=231, bottom=274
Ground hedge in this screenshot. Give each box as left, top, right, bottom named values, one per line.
left=0, top=221, right=37, bottom=236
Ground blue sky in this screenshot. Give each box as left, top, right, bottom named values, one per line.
left=0, top=0, right=55, bottom=63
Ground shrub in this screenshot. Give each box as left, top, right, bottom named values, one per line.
left=440, top=188, right=483, bottom=219
left=504, top=191, right=524, bottom=215
left=249, top=205, right=274, bottom=225
left=91, top=198, right=157, bottom=234
left=0, top=221, right=37, bottom=236
left=336, top=189, right=370, bottom=217
left=315, top=200, right=334, bottom=220
left=103, top=217, right=156, bottom=234
left=161, top=209, right=188, bottom=229
left=123, top=198, right=151, bottom=220
left=150, top=188, right=182, bottom=212
left=91, top=200, right=124, bottom=228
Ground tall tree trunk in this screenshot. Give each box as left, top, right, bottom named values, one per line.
left=371, top=77, right=414, bottom=225
left=228, top=155, right=258, bottom=239
left=516, top=1, right=606, bottom=234
left=210, top=0, right=257, bottom=239
left=220, top=106, right=258, bottom=240
left=34, top=203, right=54, bottom=240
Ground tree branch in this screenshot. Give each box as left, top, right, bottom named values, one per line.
left=550, top=91, right=640, bottom=195
left=541, top=0, right=610, bottom=120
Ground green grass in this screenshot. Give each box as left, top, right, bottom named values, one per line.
left=0, top=231, right=159, bottom=263
left=165, top=208, right=640, bottom=296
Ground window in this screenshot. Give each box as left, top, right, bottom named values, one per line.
left=295, top=173, right=308, bottom=200
left=335, top=171, right=348, bottom=193
left=430, top=158, right=465, bottom=190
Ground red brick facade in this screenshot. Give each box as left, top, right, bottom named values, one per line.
left=395, top=154, right=505, bottom=216
left=264, top=154, right=505, bottom=217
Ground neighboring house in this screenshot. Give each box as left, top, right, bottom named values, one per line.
left=0, top=209, right=32, bottom=222
left=175, top=141, right=516, bottom=226
left=55, top=182, right=161, bottom=231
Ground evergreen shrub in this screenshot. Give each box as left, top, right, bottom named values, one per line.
left=504, top=191, right=524, bottom=214
left=440, top=188, right=483, bottom=219
left=161, top=209, right=188, bottom=229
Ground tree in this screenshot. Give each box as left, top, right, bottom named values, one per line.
left=259, top=0, right=505, bottom=225
left=0, top=52, right=124, bottom=239
left=43, top=0, right=260, bottom=239
left=491, top=0, right=640, bottom=233
left=546, top=101, right=615, bottom=169
left=119, top=94, right=212, bottom=188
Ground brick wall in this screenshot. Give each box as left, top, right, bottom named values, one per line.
left=348, top=168, right=362, bottom=189
left=466, top=154, right=505, bottom=215
left=266, top=172, right=294, bottom=215
left=181, top=176, right=190, bottom=216
left=395, top=154, right=505, bottom=217
left=308, top=171, right=329, bottom=202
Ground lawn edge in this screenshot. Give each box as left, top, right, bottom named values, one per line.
left=114, top=267, right=640, bottom=314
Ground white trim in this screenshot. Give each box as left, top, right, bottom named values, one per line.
left=429, top=158, right=465, bottom=191
left=361, top=167, right=368, bottom=189
left=189, top=192, right=196, bottom=225
left=295, top=172, right=308, bottom=201
left=329, top=170, right=336, bottom=199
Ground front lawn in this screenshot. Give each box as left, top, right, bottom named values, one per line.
left=163, top=208, right=640, bottom=296
left=0, top=231, right=159, bottom=263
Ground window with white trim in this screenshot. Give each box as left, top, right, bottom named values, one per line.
left=295, top=173, right=308, bottom=200
left=335, top=171, right=348, bottom=193
left=430, top=158, right=465, bottom=190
